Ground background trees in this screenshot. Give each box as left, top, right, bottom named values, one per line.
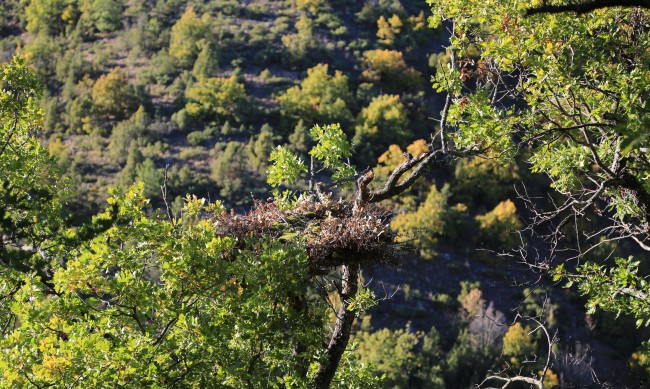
left=361, top=49, right=422, bottom=93
left=354, top=94, right=411, bottom=158
left=78, top=0, right=124, bottom=33
left=277, top=63, right=353, bottom=128
left=184, top=74, right=248, bottom=125
left=24, top=0, right=73, bottom=36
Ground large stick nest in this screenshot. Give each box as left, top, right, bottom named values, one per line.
left=213, top=196, right=399, bottom=274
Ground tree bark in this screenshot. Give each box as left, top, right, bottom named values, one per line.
left=312, top=264, right=359, bottom=388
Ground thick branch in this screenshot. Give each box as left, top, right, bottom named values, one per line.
left=368, top=149, right=469, bottom=204
left=312, top=264, right=359, bottom=389
left=525, top=0, right=650, bottom=16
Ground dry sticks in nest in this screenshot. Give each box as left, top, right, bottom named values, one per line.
left=213, top=197, right=398, bottom=274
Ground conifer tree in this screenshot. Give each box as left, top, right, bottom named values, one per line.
left=116, top=140, right=143, bottom=189
left=192, top=41, right=219, bottom=79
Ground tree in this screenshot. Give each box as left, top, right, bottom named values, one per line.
left=452, top=155, right=520, bottom=209
left=524, top=0, right=650, bottom=16
left=267, top=122, right=410, bottom=388
left=169, top=7, right=209, bottom=67
left=428, top=0, right=650, bottom=371
left=356, top=0, right=405, bottom=24
left=78, top=0, right=124, bottom=33
left=0, top=185, right=332, bottom=386
left=376, top=12, right=428, bottom=49
left=115, top=140, right=143, bottom=189
left=502, top=323, right=537, bottom=369
left=134, top=158, right=163, bottom=199
left=361, top=49, right=422, bottom=92
left=63, top=75, right=94, bottom=134
left=391, top=183, right=447, bottom=260
left=376, top=14, right=402, bottom=46
left=48, top=136, right=71, bottom=171
left=354, top=327, right=420, bottom=388
left=372, top=139, right=430, bottom=207
left=1, top=60, right=387, bottom=387
left=0, top=0, right=22, bottom=37
left=475, top=200, right=522, bottom=252
left=192, top=41, right=219, bottom=79
left=354, top=94, right=411, bottom=158
left=0, top=57, right=64, bottom=301
left=107, top=106, right=150, bottom=165
left=428, top=2, right=650, bottom=251
left=281, top=13, right=317, bottom=61
left=24, top=0, right=75, bottom=36
left=211, top=141, right=248, bottom=201
left=248, top=123, right=275, bottom=172
left=287, top=119, right=311, bottom=154
left=22, top=34, right=62, bottom=79
left=294, top=0, right=323, bottom=14
left=185, top=74, right=248, bottom=125
left=277, top=63, right=354, bottom=127
left=91, top=67, right=138, bottom=120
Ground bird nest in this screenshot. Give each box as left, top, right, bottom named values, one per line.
left=213, top=197, right=399, bottom=274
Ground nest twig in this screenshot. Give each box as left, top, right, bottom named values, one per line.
left=213, top=197, right=399, bottom=274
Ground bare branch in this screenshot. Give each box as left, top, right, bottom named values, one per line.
left=160, top=164, right=174, bottom=223
left=480, top=374, right=543, bottom=389
left=368, top=148, right=472, bottom=204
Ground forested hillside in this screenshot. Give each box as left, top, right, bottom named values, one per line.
left=1, top=0, right=650, bottom=387
left=1, top=0, right=443, bottom=215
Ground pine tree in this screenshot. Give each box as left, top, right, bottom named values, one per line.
left=288, top=119, right=310, bottom=154
left=108, top=106, right=150, bottom=165
left=116, top=141, right=143, bottom=189
left=192, top=41, right=219, bottom=79
left=135, top=158, right=162, bottom=199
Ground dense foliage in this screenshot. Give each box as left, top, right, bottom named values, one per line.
left=1, top=0, right=650, bottom=387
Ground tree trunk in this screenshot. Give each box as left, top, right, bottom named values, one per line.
left=312, top=263, right=359, bottom=388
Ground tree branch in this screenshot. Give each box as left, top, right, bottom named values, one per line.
left=525, top=0, right=650, bottom=16
left=368, top=149, right=463, bottom=204
left=480, top=374, right=544, bottom=389
left=312, top=264, right=360, bottom=388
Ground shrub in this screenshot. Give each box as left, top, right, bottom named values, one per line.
left=277, top=63, right=353, bottom=127
left=354, top=94, right=411, bottom=157
left=502, top=323, right=537, bottom=369
left=361, top=49, right=422, bottom=92
left=91, top=67, right=138, bottom=120
left=391, top=183, right=446, bottom=260
left=475, top=199, right=522, bottom=251
left=453, top=155, right=520, bottom=208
